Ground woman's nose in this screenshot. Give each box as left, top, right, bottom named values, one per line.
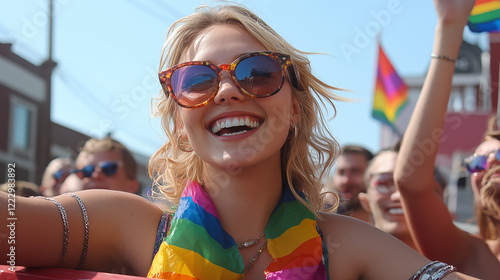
left=486, top=151, right=500, bottom=168
left=390, top=189, right=401, bottom=201
left=213, top=72, right=246, bottom=104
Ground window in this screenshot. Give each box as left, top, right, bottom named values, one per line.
left=12, top=103, right=31, bottom=150
left=448, top=87, right=463, bottom=112
left=463, top=86, right=477, bottom=112
left=9, top=96, right=37, bottom=158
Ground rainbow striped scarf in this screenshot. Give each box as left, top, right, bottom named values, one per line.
left=147, top=181, right=326, bottom=279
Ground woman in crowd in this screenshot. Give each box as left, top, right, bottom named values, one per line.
left=1, top=1, right=477, bottom=279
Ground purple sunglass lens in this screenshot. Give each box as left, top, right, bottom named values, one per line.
left=466, top=155, right=487, bottom=173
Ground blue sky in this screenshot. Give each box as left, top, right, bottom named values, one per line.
left=0, top=0, right=489, bottom=158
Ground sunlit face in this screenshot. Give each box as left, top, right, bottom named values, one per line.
left=177, top=24, right=299, bottom=177
left=332, top=153, right=369, bottom=207
left=59, top=173, right=83, bottom=194
left=359, top=151, right=408, bottom=237
left=41, top=159, right=74, bottom=197
left=471, top=138, right=500, bottom=205
left=76, top=151, right=139, bottom=193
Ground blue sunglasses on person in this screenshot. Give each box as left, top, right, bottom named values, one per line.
left=463, top=149, right=500, bottom=174
left=73, top=161, right=121, bottom=179
left=53, top=168, right=72, bottom=181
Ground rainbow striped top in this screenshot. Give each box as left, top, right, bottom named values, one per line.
left=147, top=181, right=326, bottom=279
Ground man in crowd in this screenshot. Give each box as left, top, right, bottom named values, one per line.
left=40, top=157, right=75, bottom=197
left=73, top=137, right=139, bottom=193
left=326, top=145, right=373, bottom=224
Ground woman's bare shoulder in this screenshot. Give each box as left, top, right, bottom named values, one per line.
left=317, top=211, right=375, bottom=238
left=317, top=212, right=430, bottom=280
left=75, top=189, right=163, bottom=223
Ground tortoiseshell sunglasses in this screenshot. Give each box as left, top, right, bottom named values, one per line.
left=158, top=51, right=299, bottom=108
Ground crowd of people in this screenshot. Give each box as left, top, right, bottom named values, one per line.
left=1, top=0, right=499, bottom=279
left=3, top=136, right=141, bottom=199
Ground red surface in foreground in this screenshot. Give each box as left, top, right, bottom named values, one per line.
left=0, top=265, right=150, bottom=279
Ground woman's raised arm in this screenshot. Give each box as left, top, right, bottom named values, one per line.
left=394, top=0, right=480, bottom=269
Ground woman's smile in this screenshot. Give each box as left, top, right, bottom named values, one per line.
left=209, top=115, right=262, bottom=137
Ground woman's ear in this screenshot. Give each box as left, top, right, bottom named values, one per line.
left=175, top=112, right=187, bottom=140
left=358, top=192, right=372, bottom=214
left=291, top=98, right=301, bottom=125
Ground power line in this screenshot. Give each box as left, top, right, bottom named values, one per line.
left=124, top=0, right=180, bottom=23
left=0, top=24, right=46, bottom=64
left=54, top=66, right=161, bottom=152
left=0, top=10, right=161, bottom=155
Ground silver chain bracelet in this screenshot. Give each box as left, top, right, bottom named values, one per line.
left=35, top=196, right=69, bottom=267
left=65, top=193, right=89, bottom=270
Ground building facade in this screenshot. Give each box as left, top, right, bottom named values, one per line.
left=0, top=43, right=152, bottom=192
left=0, top=43, right=55, bottom=184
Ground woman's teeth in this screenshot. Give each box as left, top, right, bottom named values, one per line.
left=388, top=208, right=404, bottom=215
left=211, top=117, right=260, bottom=136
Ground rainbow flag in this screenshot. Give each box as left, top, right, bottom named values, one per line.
left=372, top=44, right=408, bottom=132
left=468, top=0, right=500, bottom=33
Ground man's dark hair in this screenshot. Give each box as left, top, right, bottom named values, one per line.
left=342, top=145, right=374, bottom=162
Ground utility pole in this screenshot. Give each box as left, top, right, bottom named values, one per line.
left=48, top=0, right=53, bottom=61
left=37, top=0, right=57, bottom=184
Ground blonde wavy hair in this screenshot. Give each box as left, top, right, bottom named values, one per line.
left=149, top=3, right=344, bottom=213
left=484, top=114, right=500, bottom=142
left=476, top=115, right=500, bottom=240
left=478, top=165, right=500, bottom=240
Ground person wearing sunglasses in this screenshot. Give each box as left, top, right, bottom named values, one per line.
left=0, top=2, right=478, bottom=279
left=146, top=2, right=472, bottom=279
left=40, top=157, right=75, bottom=197
left=359, top=143, right=448, bottom=251
left=465, top=117, right=500, bottom=214
left=74, top=137, right=139, bottom=193
left=393, top=1, right=500, bottom=278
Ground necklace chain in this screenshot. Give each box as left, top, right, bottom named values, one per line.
left=243, top=240, right=267, bottom=275
left=236, top=232, right=265, bottom=248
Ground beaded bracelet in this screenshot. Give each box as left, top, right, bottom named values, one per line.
left=36, top=196, right=69, bottom=267
left=65, top=193, right=89, bottom=270
left=431, top=53, right=457, bottom=63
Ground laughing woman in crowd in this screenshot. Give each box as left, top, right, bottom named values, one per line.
left=1, top=1, right=478, bottom=279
